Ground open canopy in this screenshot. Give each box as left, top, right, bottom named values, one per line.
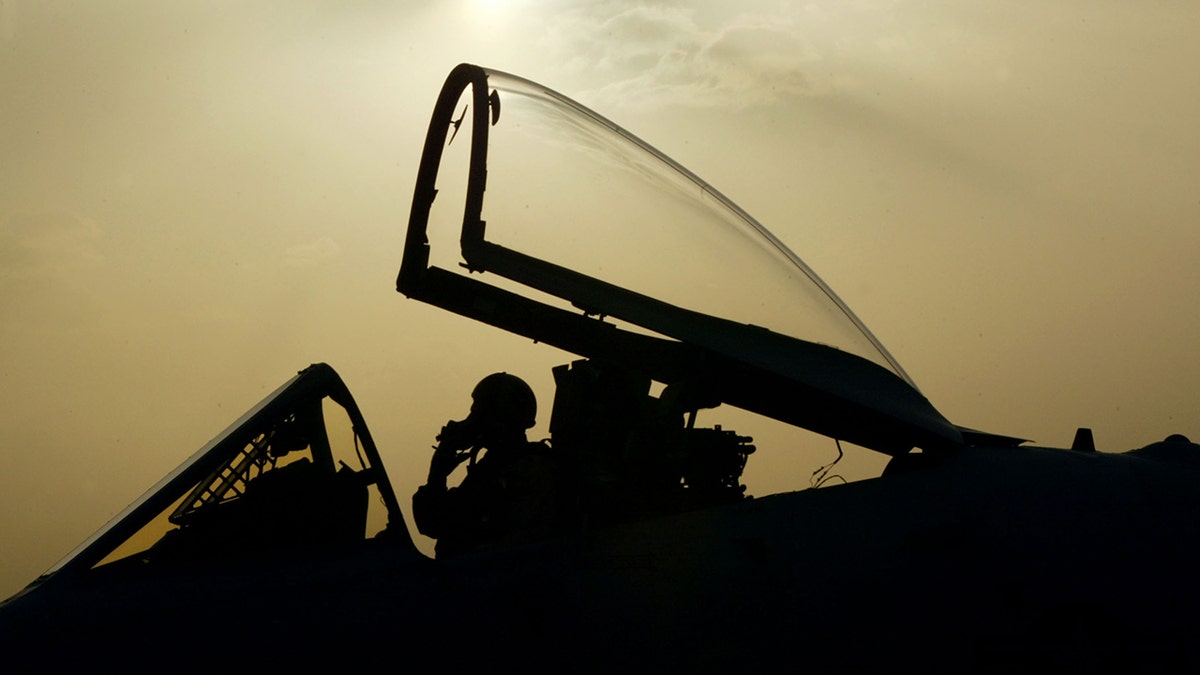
left=399, top=63, right=962, bottom=455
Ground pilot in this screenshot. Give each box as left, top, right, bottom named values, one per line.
left=412, top=373, right=559, bottom=556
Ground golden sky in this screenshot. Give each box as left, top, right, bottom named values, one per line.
left=2, top=0, right=1199, bottom=598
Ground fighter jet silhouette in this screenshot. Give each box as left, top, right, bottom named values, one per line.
left=2, top=63, right=1197, bottom=673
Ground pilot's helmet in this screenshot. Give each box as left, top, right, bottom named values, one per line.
left=470, top=372, right=537, bottom=431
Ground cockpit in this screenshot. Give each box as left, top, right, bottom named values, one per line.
left=31, top=63, right=963, bottom=581
left=393, top=63, right=964, bottom=536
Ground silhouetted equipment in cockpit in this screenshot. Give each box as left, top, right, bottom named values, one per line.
left=153, top=400, right=371, bottom=561
left=549, top=359, right=753, bottom=528
left=413, top=364, right=756, bottom=555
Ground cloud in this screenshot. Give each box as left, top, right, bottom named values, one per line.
left=541, top=2, right=827, bottom=109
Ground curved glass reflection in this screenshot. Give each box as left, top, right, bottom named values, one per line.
left=477, top=68, right=916, bottom=388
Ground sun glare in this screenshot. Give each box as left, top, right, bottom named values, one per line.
left=470, top=0, right=507, bottom=17
left=463, top=0, right=520, bottom=25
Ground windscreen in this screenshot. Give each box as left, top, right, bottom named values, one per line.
left=39, top=365, right=403, bottom=581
